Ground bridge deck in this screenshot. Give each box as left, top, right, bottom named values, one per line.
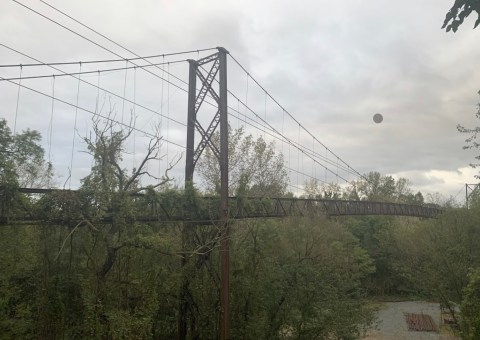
left=0, top=188, right=443, bottom=225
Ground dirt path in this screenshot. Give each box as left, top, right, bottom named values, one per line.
left=363, top=301, right=458, bottom=340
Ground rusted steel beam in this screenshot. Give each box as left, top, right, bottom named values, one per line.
left=4, top=188, right=444, bottom=225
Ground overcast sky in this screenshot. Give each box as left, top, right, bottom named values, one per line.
left=1, top=0, right=480, bottom=203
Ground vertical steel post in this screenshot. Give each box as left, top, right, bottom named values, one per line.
left=465, top=184, right=468, bottom=209
left=183, top=48, right=229, bottom=339
left=217, top=47, right=230, bottom=340
left=185, top=60, right=197, bottom=183
left=179, top=59, right=198, bottom=340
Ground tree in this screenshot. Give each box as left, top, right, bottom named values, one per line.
left=442, top=0, right=480, bottom=32
left=461, top=268, right=480, bottom=339
left=349, top=171, right=421, bottom=203
left=344, top=172, right=426, bottom=295
left=230, top=216, right=376, bottom=339
left=1, top=119, right=53, bottom=223
left=302, top=178, right=343, bottom=199
left=197, top=127, right=288, bottom=197
left=458, top=92, right=480, bottom=179
left=0, top=119, right=52, bottom=188
left=394, top=208, right=480, bottom=324
left=60, top=114, right=180, bottom=337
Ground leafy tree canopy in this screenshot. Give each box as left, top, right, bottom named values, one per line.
left=0, top=118, right=51, bottom=188
left=443, top=0, right=480, bottom=32
left=458, top=92, right=480, bottom=179
left=197, top=127, right=288, bottom=197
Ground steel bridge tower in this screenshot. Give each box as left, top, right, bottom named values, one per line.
left=184, top=47, right=230, bottom=340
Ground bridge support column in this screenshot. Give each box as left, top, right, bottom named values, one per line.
left=218, top=47, right=230, bottom=340
left=184, top=47, right=230, bottom=340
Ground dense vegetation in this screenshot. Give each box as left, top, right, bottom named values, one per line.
left=1, top=113, right=480, bottom=339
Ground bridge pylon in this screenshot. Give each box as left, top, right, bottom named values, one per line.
left=184, top=47, right=230, bottom=340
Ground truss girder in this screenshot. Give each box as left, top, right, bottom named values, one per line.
left=193, top=110, right=221, bottom=165
left=2, top=188, right=444, bottom=226
left=196, top=52, right=219, bottom=66
left=186, top=52, right=224, bottom=179
left=195, top=63, right=220, bottom=107
left=194, top=60, right=220, bottom=113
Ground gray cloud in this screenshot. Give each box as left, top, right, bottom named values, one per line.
left=1, top=0, right=479, bottom=197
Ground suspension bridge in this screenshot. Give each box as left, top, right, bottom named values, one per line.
left=0, top=3, right=445, bottom=338
left=0, top=46, right=443, bottom=222
left=0, top=43, right=444, bottom=340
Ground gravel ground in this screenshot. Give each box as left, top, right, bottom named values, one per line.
left=363, top=301, right=458, bottom=340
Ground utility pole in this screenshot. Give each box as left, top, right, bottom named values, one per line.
left=184, top=47, right=230, bottom=340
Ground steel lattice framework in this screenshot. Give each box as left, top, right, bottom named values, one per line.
left=1, top=188, right=443, bottom=225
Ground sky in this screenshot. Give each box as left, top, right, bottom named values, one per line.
left=1, top=0, right=480, bottom=203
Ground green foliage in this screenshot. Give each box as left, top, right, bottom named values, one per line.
left=0, top=226, right=39, bottom=337
left=458, top=92, right=480, bottom=180
left=5, top=118, right=447, bottom=339
left=461, top=268, right=480, bottom=339
left=303, top=178, right=343, bottom=199
left=443, top=0, right=480, bottom=32
left=349, top=172, right=421, bottom=203
left=1, top=119, right=52, bottom=223
left=198, top=127, right=288, bottom=197
left=391, top=207, right=480, bottom=326
left=0, top=119, right=52, bottom=188
left=230, top=217, right=376, bottom=339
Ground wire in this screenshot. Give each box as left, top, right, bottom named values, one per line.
left=1, top=44, right=187, bottom=128
left=37, top=0, right=206, bottom=88
left=133, top=66, right=137, bottom=169
left=227, top=105, right=353, bottom=182
left=227, top=103, right=357, bottom=177
left=197, top=63, right=357, bottom=179
left=0, top=76, right=186, bottom=150
left=121, top=61, right=128, bottom=123
left=228, top=53, right=366, bottom=180
left=69, top=63, right=82, bottom=189
left=11, top=2, right=190, bottom=91
left=13, top=65, right=22, bottom=137
left=12, top=1, right=223, bottom=119
left=0, top=58, right=187, bottom=82
left=226, top=90, right=356, bottom=180
left=0, top=50, right=215, bottom=68
left=11, top=0, right=359, bottom=186
left=47, top=76, right=56, bottom=182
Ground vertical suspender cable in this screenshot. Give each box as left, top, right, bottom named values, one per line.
left=244, top=73, right=249, bottom=131
left=325, top=147, right=327, bottom=183
left=166, top=62, right=170, bottom=167
left=158, top=58, right=165, bottom=179
left=312, top=137, right=315, bottom=179
left=133, top=66, right=137, bottom=169
left=336, top=156, right=339, bottom=184
left=69, top=62, right=81, bottom=189
left=297, top=124, right=300, bottom=189
left=264, top=91, right=267, bottom=139
left=288, top=129, right=291, bottom=190
left=281, top=109, right=285, bottom=155
left=13, top=65, right=23, bottom=137
left=158, top=57, right=165, bottom=178
left=237, top=98, right=240, bottom=130
left=48, top=75, right=56, bottom=188
left=121, top=59, right=128, bottom=123
left=302, top=149, right=305, bottom=192
left=95, top=70, right=100, bottom=113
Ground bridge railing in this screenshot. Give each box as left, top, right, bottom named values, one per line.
left=0, top=187, right=443, bottom=225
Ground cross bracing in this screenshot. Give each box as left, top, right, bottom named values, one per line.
left=0, top=187, right=443, bottom=226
